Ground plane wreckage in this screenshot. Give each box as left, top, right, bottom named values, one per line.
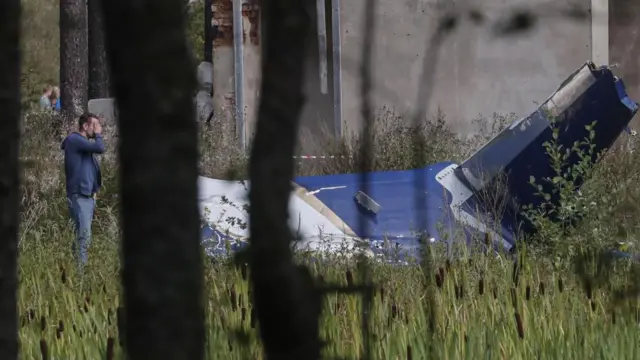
left=195, top=61, right=639, bottom=262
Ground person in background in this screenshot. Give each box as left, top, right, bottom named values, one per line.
left=50, top=86, right=61, bottom=111
left=39, top=85, right=53, bottom=109
left=61, top=113, right=104, bottom=271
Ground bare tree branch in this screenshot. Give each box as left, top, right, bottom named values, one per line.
left=100, top=0, right=205, bottom=358
left=0, top=0, right=21, bottom=357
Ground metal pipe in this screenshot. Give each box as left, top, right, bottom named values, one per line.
left=316, top=0, right=328, bottom=94
left=233, top=0, right=245, bottom=148
left=331, top=0, right=342, bottom=138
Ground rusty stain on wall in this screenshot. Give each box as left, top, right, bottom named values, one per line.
left=242, top=2, right=261, bottom=46
left=211, top=0, right=260, bottom=47
left=212, top=0, right=233, bottom=46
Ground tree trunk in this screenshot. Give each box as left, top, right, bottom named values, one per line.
left=204, top=0, right=212, bottom=63
left=0, top=0, right=21, bottom=358
left=60, top=0, right=88, bottom=118
left=248, top=1, right=322, bottom=359
left=88, top=0, right=110, bottom=99
left=100, top=0, right=204, bottom=359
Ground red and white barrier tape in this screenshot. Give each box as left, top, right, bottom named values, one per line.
left=293, top=155, right=349, bottom=159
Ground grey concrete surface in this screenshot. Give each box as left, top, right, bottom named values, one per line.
left=610, top=0, right=640, bottom=127
left=211, top=0, right=595, bottom=145
left=336, top=0, right=592, bottom=137
left=211, top=42, right=261, bottom=145
left=104, top=1, right=640, bottom=150
left=88, top=95, right=211, bottom=124
left=88, top=98, right=117, bottom=125
left=89, top=62, right=215, bottom=124
left=211, top=0, right=261, bottom=148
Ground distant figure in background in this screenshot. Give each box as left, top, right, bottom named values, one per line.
left=50, top=86, right=61, bottom=111
left=196, top=61, right=214, bottom=123
left=39, top=85, right=53, bottom=109
left=61, top=113, right=104, bottom=271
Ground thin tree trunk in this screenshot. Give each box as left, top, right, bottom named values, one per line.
left=0, top=0, right=21, bottom=358
left=100, top=0, right=204, bottom=359
left=60, top=0, right=89, bottom=118
left=248, top=1, right=322, bottom=359
left=88, top=0, right=110, bottom=99
left=204, top=0, right=213, bottom=63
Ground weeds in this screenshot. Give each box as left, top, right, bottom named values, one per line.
left=16, top=108, right=640, bottom=358
left=17, top=237, right=640, bottom=359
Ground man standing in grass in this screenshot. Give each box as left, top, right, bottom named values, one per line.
left=61, top=113, right=104, bottom=270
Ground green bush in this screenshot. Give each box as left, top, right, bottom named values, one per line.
left=17, top=107, right=640, bottom=358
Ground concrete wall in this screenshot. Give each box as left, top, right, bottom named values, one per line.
left=610, top=0, right=640, bottom=127
left=337, top=0, right=592, bottom=136
left=211, top=0, right=262, bottom=146
left=211, top=0, right=638, bottom=147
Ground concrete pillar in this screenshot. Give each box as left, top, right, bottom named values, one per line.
left=209, top=0, right=618, bottom=140
left=591, top=0, right=609, bottom=65
left=211, top=0, right=261, bottom=147
left=609, top=0, right=640, bottom=126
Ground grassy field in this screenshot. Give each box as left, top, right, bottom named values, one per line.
left=17, top=238, right=640, bottom=359
left=16, top=110, right=640, bottom=359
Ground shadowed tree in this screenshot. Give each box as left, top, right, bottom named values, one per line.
left=60, top=0, right=89, bottom=118
left=204, top=0, right=212, bottom=63
left=88, top=0, right=110, bottom=99
left=0, top=0, right=21, bottom=358
left=248, top=0, right=324, bottom=358
left=100, top=0, right=204, bottom=358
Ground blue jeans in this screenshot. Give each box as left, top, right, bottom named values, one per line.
left=68, top=194, right=95, bottom=270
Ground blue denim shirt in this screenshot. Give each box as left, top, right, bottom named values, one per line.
left=61, top=132, right=104, bottom=197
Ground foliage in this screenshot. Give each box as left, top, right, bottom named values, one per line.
left=20, top=0, right=59, bottom=108
left=16, top=109, right=640, bottom=358
left=185, top=0, right=206, bottom=64
left=17, top=240, right=640, bottom=359
left=19, top=0, right=205, bottom=109
left=522, top=118, right=640, bottom=264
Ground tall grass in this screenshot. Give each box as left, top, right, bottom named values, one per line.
left=17, top=243, right=640, bottom=359
left=17, top=109, right=640, bottom=358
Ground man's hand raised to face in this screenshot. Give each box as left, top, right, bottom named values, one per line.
left=93, top=119, right=103, bottom=136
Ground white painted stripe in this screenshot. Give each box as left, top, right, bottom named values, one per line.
left=305, top=186, right=347, bottom=195
left=294, top=155, right=347, bottom=159
left=591, top=0, right=609, bottom=65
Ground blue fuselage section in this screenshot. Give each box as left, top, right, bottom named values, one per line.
left=296, top=63, right=639, bottom=260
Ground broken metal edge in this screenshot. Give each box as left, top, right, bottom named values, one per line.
left=291, top=181, right=360, bottom=240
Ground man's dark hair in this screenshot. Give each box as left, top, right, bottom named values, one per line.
left=78, top=113, right=99, bottom=130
